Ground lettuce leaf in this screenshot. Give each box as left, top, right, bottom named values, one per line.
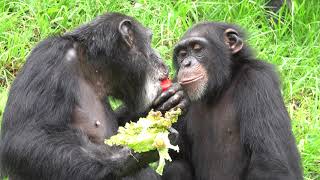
left=105, top=108, right=181, bottom=175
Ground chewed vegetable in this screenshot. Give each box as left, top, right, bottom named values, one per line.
left=161, top=79, right=172, bottom=92
left=105, top=108, right=182, bottom=175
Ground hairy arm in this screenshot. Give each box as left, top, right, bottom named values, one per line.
left=0, top=127, right=159, bottom=180
left=235, top=63, right=302, bottom=180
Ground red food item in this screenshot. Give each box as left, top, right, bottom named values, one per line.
left=161, top=79, right=172, bottom=92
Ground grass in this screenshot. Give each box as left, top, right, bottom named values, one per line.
left=0, top=0, right=319, bottom=179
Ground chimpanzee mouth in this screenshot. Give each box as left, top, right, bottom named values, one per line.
left=179, top=74, right=204, bottom=85
left=141, top=76, right=161, bottom=108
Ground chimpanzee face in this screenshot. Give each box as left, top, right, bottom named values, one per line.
left=174, top=36, right=209, bottom=101
left=118, top=19, right=169, bottom=111
left=173, top=23, right=243, bottom=101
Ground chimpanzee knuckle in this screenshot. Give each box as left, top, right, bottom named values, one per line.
left=160, top=103, right=170, bottom=111
left=174, top=91, right=185, bottom=102
left=176, top=90, right=184, bottom=98
left=154, top=92, right=169, bottom=105
left=154, top=94, right=169, bottom=107
left=167, top=88, right=176, bottom=95
left=178, top=96, right=186, bottom=103
left=153, top=96, right=162, bottom=106
left=177, top=100, right=189, bottom=112
left=160, top=99, right=179, bottom=112
left=162, top=100, right=177, bottom=111
left=172, top=94, right=182, bottom=102
left=154, top=88, right=184, bottom=108
left=176, top=103, right=184, bottom=110
left=172, top=83, right=182, bottom=91
left=168, top=94, right=181, bottom=106
left=158, top=106, right=166, bottom=112
left=175, top=83, right=183, bottom=90
left=163, top=90, right=173, bottom=97
left=183, top=99, right=190, bottom=107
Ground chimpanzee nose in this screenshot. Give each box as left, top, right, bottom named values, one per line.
left=182, top=59, right=191, bottom=67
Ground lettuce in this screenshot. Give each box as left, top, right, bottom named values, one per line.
left=105, top=108, right=181, bottom=175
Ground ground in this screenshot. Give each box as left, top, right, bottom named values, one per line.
left=0, top=0, right=319, bottom=179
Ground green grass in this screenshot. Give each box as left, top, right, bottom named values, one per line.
left=0, top=0, right=319, bottom=179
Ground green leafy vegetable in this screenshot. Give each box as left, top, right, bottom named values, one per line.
left=105, top=108, right=182, bottom=175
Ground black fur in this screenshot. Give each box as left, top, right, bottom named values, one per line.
left=0, top=13, right=168, bottom=180
left=266, top=0, right=292, bottom=13
left=166, top=22, right=303, bottom=180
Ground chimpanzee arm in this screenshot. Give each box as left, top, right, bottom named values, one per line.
left=0, top=127, right=158, bottom=180
left=235, top=63, right=302, bottom=180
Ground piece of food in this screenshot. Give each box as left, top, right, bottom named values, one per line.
left=161, top=79, right=172, bottom=92
left=105, top=108, right=182, bottom=175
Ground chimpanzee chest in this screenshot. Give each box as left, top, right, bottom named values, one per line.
left=186, top=97, right=248, bottom=179
left=72, top=104, right=117, bottom=144
left=71, top=79, right=118, bottom=144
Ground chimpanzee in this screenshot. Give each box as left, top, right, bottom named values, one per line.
left=266, top=0, right=292, bottom=14
left=265, top=0, right=292, bottom=24
left=164, top=22, right=303, bottom=180
left=0, top=13, right=188, bottom=180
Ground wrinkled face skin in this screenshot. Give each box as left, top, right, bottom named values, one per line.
left=174, top=23, right=243, bottom=101
left=174, top=37, right=209, bottom=101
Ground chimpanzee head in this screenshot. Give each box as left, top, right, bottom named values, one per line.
left=173, top=22, right=247, bottom=101
left=66, top=13, right=168, bottom=113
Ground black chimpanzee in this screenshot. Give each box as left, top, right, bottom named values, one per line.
left=266, top=0, right=292, bottom=14
left=164, top=22, right=303, bottom=180
left=0, top=13, right=188, bottom=180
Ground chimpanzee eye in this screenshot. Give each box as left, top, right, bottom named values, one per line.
left=193, top=43, right=202, bottom=52
left=178, top=50, right=187, bottom=58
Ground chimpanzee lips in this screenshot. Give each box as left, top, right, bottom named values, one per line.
left=179, top=74, right=204, bottom=85
left=178, top=64, right=207, bottom=85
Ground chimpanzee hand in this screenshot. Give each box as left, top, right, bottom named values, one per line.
left=168, top=127, right=179, bottom=145
left=112, top=147, right=158, bottom=177
left=115, top=83, right=189, bottom=125
left=153, top=83, right=189, bottom=114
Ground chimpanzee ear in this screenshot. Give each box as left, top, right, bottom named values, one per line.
left=224, top=28, right=243, bottom=54
left=119, top=19, right=134, bottom=48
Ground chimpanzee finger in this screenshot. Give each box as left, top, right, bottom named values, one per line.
left=174, top=98, right=189, bottom=114
left=115, top=148, right=159, bottom=177
left=153, top=83, right=182, bottom=107
left=168, top=127, right=179, bottom=145
left=156, top=91, right=184, bottom=112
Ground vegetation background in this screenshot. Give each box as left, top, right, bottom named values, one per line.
left=0, top=0, right=319, bottom=179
